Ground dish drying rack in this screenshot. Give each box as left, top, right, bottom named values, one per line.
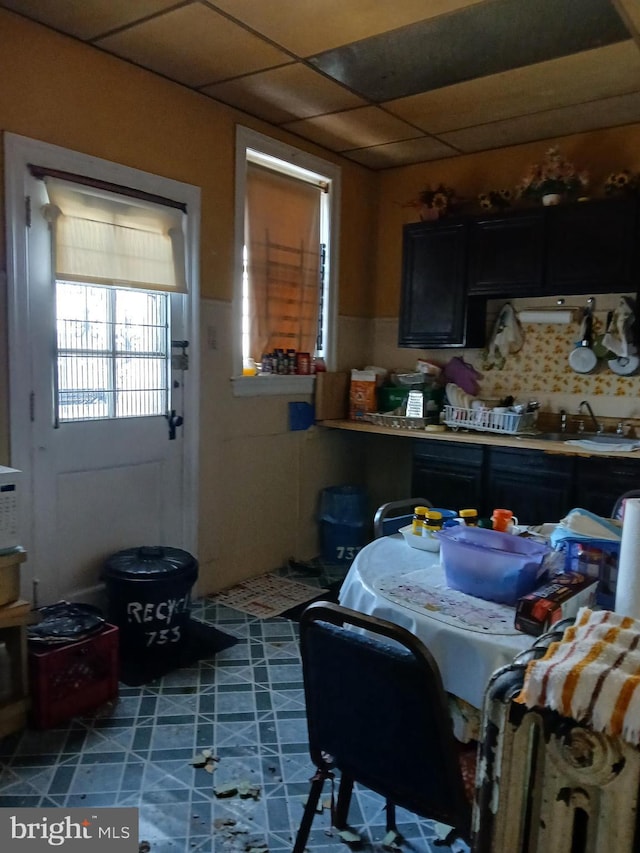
left=443, top=404, right=537, bottom=435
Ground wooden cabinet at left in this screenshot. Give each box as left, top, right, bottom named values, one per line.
left=399, top=220, right=485, bottom=348
left=0, top=549, right=31, bottom=738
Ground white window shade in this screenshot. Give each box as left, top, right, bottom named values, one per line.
left=43, top=177, right=187, bottom=292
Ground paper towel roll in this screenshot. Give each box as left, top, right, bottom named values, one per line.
left=615, top=498, right=640, bottom=618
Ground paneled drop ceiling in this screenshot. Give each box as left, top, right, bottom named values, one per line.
left=3, top=0, right=640, bottom=169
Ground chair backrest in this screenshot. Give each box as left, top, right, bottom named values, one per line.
left=299, top=601, right=471, bottom=839
left=612, top=490, right=640, bottom=521
left=373, top=497, right=432, bottom=538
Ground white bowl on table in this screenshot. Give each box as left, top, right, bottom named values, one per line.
left=399, top=524, right=440, bottom=552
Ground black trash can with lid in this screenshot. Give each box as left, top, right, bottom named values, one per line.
left=102, top=546, right=198, bottom=677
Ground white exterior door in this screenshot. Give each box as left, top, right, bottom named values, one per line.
left=5, top=134, right=200, bottom=607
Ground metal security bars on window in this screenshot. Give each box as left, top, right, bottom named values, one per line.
left=56, top=282, right=169, bottom=423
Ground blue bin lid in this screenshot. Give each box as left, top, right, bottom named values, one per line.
left=103, top=546, right=198, bottom=580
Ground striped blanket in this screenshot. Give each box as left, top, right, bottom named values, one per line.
left=518, top=607, right=640, bottom=744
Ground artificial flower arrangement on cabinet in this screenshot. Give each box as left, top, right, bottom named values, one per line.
left=478, top=188, right=512, bottom=211
left=405, top=183, right=459, bottom=220
left=517, top=146, right=589, bottom=206
left=603, top=170, right=640, bottom=197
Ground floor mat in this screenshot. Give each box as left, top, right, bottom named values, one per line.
left=210, top=572, right=328, bottom=619
left=118, top=618, right=238, bottom=686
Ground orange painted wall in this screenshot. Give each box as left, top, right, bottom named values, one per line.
left=0, top=10, right=376, bottom=314
left=374, top=125, right=640, bottom=317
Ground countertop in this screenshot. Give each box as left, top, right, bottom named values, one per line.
left=318, top=419, right=640, bottom=459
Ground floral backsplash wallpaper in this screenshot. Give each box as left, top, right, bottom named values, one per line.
left=480, top=318, right=638, bottom=396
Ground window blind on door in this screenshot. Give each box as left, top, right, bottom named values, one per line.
left=43, top=177, right=187, bottom=293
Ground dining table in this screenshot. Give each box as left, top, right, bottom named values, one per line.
left=338, top=533, right=535, bottom=712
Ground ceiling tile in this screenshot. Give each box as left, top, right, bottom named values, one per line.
left=201, top=63, right=367, bottom=125
left=209, top=0, right=486, bottom=57
left=95, top=2, right=291, bottom=88
left=309, top=0, right=629, bottom=102
left=0, top=0, right=178, bottom=39
left=3, top=0, right=640, bottom=170
left=343, top=137, right=461, bottom=169
left=439, top=91, right=640, bottom=153
left=282, top=106, right=423, bottom=152
left=385, top=42, right=640, bottom=134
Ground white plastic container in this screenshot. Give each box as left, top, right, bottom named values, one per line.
left=399, top=524, right=439, bottom=552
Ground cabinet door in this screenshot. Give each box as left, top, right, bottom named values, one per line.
left=412, top=441, right=484, bottom=512
left=486, top=448, right=574, bottom=525
left=546, top=197, right=639, bottom=295
left=399, top=221, right=485, bottom=348
left=574, top=456, right=640, bottom=518
left=468, top=210, right=544, bottom=296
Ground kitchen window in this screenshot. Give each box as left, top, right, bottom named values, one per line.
left=233, top=127, right=340, bottom=395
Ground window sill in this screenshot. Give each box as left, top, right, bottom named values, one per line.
left=231, top=375, right=315, bottom=397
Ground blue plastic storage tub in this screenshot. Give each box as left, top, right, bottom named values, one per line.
left=436, top=525, right=549, bottom=605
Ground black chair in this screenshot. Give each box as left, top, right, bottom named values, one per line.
left=612, top=490, right=640, bottom=521
left=293, top=602, right=473, bottom=852
left=373, top=497, right=431, bottom=538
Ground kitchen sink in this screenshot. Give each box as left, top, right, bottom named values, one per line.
left=528, top=432, right=640, bottom=447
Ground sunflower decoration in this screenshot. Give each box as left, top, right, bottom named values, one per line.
left=478, top=189, right=513, bottom=211
left=402, top=183, right=459, bottom=220
left=419, top=183, right=457, bottom=210
left=402, top=184, right=461, bottom=220
left=604, top=170, right=640, bottom=197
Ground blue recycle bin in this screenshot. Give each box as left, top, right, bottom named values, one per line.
left=319, top=485, right=370, bottom=564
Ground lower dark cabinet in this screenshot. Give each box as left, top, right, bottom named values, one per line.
left=411, top=440, right=640, bottom=524
left=412, top=441, right=483, bottom=512
left=574, top=456, right=640, bottom=519
left=486, top=447, right=574, bottom=524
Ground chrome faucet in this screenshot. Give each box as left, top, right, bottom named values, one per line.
left=578, top=400, right=603, bottom=434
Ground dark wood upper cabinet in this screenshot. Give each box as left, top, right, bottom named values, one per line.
left=399, top=220, right=485, bottom=348
left=545, top=197, right=639, bottom=294
left=466, top=196, right=639, bottom=297
left=400, top=197, right=639, bottom=349
left=468, top=209, right=545, bottom=296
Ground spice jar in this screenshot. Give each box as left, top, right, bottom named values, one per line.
left=459, top=508, right=478, bottom=526
left=424, top=510, right=443, bottom=534
left=296, top=352, right=311, bottom=375
left=412, top=506, right=429, bottom=535
left=491, top=508, right=516, bottom=533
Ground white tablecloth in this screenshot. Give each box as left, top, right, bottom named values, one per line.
left=339, top=534, right=533, bottom=708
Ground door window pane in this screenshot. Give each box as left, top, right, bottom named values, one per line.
left=56, top=281, right=169, bottom=422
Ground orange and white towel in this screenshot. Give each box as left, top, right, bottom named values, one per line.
left=518, top=607, right=640, bottom=744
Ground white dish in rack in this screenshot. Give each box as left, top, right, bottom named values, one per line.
left=399, top=524, right=440, bottom=552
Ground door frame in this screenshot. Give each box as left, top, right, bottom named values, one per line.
left=4, top=132, right=201, bottom=580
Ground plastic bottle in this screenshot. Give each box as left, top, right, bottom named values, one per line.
left=491, top=508, right=515, bottom=533
left=424, top=510, right=443, bottom=535
left=312, top=356, right=326, bottom=373
left=459, top=508, right=478, bottom=526
left=0, top=642, right=12, bottom=703
left=412, top=506, right=429, bottom=535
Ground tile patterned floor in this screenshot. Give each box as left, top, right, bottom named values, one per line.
left=0, top=564, right=468, bottom=853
